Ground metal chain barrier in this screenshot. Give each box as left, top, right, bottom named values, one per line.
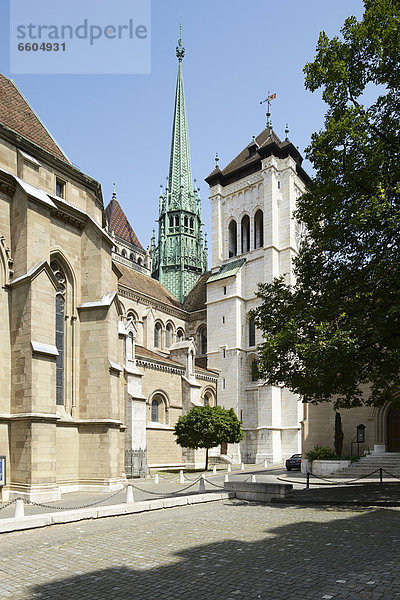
left=129, top=476, right=203, bottom=496
left=27, top=486, right=129, bottom=511
left=203, top=478, right=225, bottom=489
left=382, top=469, right=400, bottom=481
left=0, top=498, right=18, bottom=511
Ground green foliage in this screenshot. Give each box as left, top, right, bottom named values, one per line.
left=251, top=0, right=400, bottom=409
left=306, top=446, right=335, bottom=462
left=174, top=406, right=243, bottom=469
left=334, top=412, right=344, bottom=456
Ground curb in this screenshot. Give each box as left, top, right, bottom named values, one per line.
left=271, top=497, right=400, bottom=508
left=0, top=492, right=234, bottom=534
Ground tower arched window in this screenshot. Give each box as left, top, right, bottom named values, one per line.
left=241, top=215, right=250, bottom=254
left=121, top=249, right=127, bottom=257
left=249, top=319, right=256, bottom=347
left=150, top=393, right=168, bottom=424
left=177, top=328, right=184, bottom=342
left=228, top=220, right=237, bottom=257
left=254, top=210, right=264, bottom=249
left=50, top=260, right=66, bottom=406
left=169, top=216, right=174, bottom=229
left=251, top=359, right=259, bottom=382
left=175, top=215, right=179, bottom=227
left=184, top=215, right=188, bottom=228
left=154, top=322, right=162, bottom=348
left=204, top=393, right=210, bottom=407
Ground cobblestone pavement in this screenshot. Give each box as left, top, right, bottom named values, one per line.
left=1, top=499, right=400, bottom=599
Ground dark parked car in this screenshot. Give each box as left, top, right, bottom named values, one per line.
left=285, top=453, right=301, bottom=471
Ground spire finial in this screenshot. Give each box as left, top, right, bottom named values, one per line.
left=285, top=123, right=289, bottom=140
left=112, top=182, right=116, bottom=199
left=176, top=20, right=185, bottom=61
left=215, top=152, right=219, bottom=169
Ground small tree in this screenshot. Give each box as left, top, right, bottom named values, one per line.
left=334, top=412, right=344, bottom=457
left=174, top=406, right=244, bottom=470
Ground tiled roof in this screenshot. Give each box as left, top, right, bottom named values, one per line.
left=117, top=263, right=183, bottom=310
left=183, top=271, right=210, bottom=312
left=105, top=197, right=144, bottom=250
left=0, top=73, right=70, bottom=163
left=205, top=127, right=310, bottom=187
left=207, top=258, right=246, bottom=283
left=135, top=345, right=184, bottom=368
left=220, top=128, right=284, bottom=178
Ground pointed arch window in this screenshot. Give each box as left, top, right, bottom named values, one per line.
left=50, top=260, right=66, bottom=406
left=177, top=328, right=184, bottom=342
left=166, top=323, right=173, bottom=348
left=154, top=322, right=162, bottom=348
left=228, top=220, right=237, bottom=257
left=198, top=326, right=207, bottom=355
left=241, top=215, right=250, bottom=254
left=254, top=210, right=264, bottom=249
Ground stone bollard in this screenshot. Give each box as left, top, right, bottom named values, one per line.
left=227, top=464, right=231, bottom=473
left=264, top=459, right=268, bottom=468
left=213, top=465, right=217, bottom=474
left=199, top=474, right=206, bottom=492
left=241, top=463, right=245, bottom=470
left=154, top=473, right=159, bottom=484
left=224, top=474, right=229, bottom=483
left=251, top=474, right=256, bottom=483
left=179, top=470, right=184, bottom=484
left=125, top=485, right=134, bottom=504
left=14, top=498, right=25, bottom=519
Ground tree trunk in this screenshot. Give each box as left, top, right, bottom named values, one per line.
left=205, top=447, right=209, bottom=471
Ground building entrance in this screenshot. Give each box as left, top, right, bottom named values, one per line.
left=387, top=406, right=400, bottom=451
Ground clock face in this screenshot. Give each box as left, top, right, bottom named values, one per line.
left=295, top=220, right=307, bottom=249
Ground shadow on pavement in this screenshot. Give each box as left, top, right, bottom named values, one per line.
left=30, top=505, right=400, bottom=600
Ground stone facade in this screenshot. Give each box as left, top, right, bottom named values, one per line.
left=0, top=75, right=126, bottom=501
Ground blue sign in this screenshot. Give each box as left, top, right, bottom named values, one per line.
left=0, top=456, right=6, bottom=487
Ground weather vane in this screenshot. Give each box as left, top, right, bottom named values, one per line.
left=260, top=91, right=276, bottom=133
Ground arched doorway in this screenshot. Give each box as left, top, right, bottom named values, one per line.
left=387, top=406, right=400, bottom=451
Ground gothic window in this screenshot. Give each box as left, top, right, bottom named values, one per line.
left=177, top=328, right=184, bottom=341
left=154, top=322, right=162, bottom=348
left=50, top=260, right=66, bottom=406
left=137, top=257, right=143, bottom=266
left=166, top=323, right=173, bottom=348
left=228, top=220, right=237, bottom=257
left=150, top=393, right=168, bottom=424
left=129, top=253, right=134, bottom=261
left=126, top=331, right=134, bottom=361
left=241, top=215, right=250, bottom=253
left=254, top=210, right=264, bottom=249
left=184, top=216, right=188, bottom=228
left=204, top=393, right=209, bottom=407
left=121, top=249, right=127, bottom=257
left=151, top=398, right=159, bottom=422
left=249, top=319, right=256, bottom=347
left=251, top=359, right=259, bottom=382
left=169, top=216, right=174, bottom=229
left=198, top=326, right=207, bottom=355
left=190, top=217, right=194, bottom=232
left=175, top=215, right=179, bottom=227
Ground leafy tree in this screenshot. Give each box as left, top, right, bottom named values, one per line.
left=251, top=0, right=400, bottom=409
left=174, top=406, right=243, bottom=470
left=334, top=412, right=344, bottom=457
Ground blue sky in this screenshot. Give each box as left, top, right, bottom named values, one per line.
left=0, top=0, right=365, bottom=254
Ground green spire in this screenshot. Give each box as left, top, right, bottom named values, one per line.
left=167, top=29, right=192, bottom=211
left=152, top=29, right=207, bottom=304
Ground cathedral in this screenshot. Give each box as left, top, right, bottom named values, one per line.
left=0, top=33, right=309, bottom=501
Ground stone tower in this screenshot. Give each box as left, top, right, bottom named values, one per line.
left=151, top=32, right=207, bottom=304
left=205, top=126, right=310, bottom=464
